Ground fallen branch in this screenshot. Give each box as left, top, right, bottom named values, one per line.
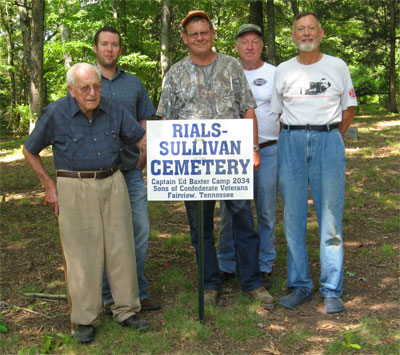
left=20, top=307, right=52, bottom=319
left=23, top=293, right=67, bottom=300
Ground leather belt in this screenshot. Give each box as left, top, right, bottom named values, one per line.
left=259, top=140, right=278, bottom=149
left=282, top=123, right=339, bottom=131
left=56, top=166, right=118, bottom=179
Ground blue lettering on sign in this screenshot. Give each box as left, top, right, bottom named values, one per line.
left=172, top=123, right=222, bottom=138
left=151, top=159, right=251, bottom=176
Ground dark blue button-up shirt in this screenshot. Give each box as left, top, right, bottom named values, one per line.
left=25, top=94, right=145, bottom=171
left=100, top=67, right=155, bottom=169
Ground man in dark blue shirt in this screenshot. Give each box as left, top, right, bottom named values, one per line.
left=24, top=63, right=149, bottom=343
left=93, top=26, right=160, bottom=311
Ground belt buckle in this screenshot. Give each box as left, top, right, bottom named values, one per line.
left=305, top=124, right=311, bottom=131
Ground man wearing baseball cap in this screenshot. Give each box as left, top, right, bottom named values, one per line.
left=156, top=11, right=274, bottom=308
left=218, top=24, right=279, bottom=290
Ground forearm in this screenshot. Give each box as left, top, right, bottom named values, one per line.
left=243, top=108, right=258, bottom=146
left=23, top=146, right=59, bottom=214
left=339, top=106, right=355, bottom=136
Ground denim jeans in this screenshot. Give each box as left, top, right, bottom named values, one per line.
left=278, top=128, right=345, bottom=298
left=218, top=144, right=278, bottom=274
left=102, top=167, right=150, bottom=304
left=185, top=200, right=263, bottom=292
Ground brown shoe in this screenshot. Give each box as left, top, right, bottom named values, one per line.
left=204, top=289, right=218, bottom=305
left=140, top=297, right=161, bottom=311
left=244, top=287, right=275, bottom=309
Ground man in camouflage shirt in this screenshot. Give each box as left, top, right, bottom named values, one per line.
left=156, top=10, right=274, bottom=308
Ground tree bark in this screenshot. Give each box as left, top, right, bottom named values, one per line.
left=18, top=0, right=45, bottom=132
left=160, top=0, right=171, bottom=80
left=29, top=0, right=45, bottom=131
left=266, top=0, right=276, bottom=65
left=60, top=9, right=72, bottom=69
left=0, top=1, right=17, bottom=124
left=388, top=0, right=398, bottom=113
left=249, top=0, right=266, bottom=61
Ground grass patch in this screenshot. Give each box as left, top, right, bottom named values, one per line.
left=326, top=317, right=400, bottom=354
left=384, top=215, right=399, bottom=232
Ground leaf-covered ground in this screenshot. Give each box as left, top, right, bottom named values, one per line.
left=1, top=112, right=399, bottom=354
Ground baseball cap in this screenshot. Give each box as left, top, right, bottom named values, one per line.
left=236, top=24, right=262, bottom=38
left=181, top=10, right=211, bottom=28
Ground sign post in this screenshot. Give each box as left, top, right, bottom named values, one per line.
left=147, top=119, right=253, bottom=322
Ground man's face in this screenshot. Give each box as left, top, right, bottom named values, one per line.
left=68, top=67, right=101, bottom=116
left=235, top=32, right=264, bottom=66
left=291, top=15, right=324, bottom=52
left=93, top=31, right=122, bottom=69
left=182, top=19, right=215, bottom=58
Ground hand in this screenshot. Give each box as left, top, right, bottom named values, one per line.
left=253, top=151, right=260, bottom=172
left=136, top=151, right=147, bottom=170
left=135, top=134, right=147, bottom=152
left=44, top=181, right=59, bottom=216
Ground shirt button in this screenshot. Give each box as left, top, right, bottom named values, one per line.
left=73, top=138, right=77, bottom=142
left=93, top=138, right=97, bottom=141
left=98, top=152, right=101, bottom=155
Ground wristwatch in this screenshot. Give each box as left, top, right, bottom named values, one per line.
left=253, top=145, right=260, bottom=152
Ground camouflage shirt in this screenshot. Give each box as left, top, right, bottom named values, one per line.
left=156, top=53, right=256, bottom=120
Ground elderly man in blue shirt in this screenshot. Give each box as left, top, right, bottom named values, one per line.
left=24, top=63, right=149, bottom=343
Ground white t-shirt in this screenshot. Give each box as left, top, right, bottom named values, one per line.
left=244, top=63, right=280, bottom=142
left=271, top=54, right=357, bottom=125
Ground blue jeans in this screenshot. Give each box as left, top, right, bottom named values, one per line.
left=278, top=128, right=345, bottom=298
left=185, top=200, right=263, bottom=292
left=218, top=144, right=277, bottom=273
left=102, top=167, right=150, bottom=304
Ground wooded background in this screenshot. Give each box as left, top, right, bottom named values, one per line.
left=0, top=0, right=398, bottom=135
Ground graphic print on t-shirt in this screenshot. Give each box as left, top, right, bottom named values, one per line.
left=301, top=77, right=331, bottom=95
left=253, top=78, right=267, bottom=86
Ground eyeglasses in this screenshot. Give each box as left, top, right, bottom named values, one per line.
left=238, top=39, right=262, bottom=46
left=187, top=30, right=211, bottom=40
left=76, top=84, right=102, bottom=94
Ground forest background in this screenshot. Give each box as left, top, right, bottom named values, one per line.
left=0, top=0, right=399, bottom=135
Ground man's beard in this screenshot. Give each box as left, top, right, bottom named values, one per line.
left=297, top=37, right=320, bottom=52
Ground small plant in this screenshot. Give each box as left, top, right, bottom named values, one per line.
left=381, top=244, right=394, bottom=260
left=0, top=314, right=8, bottom=333
left=346, top=271, right=356, bottom=277
left=341, top=329, right=361, bottom=350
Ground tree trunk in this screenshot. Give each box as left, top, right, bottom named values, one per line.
left=249, top=0, right=265, bottom=61
left=18, top=0, right=45, bottom=132
left=266, top=0, right=276, bottom=65
left=60, top=9, right=72, bottom=69
left=0, top=1, right=17, bottom=123
left=388, top=0, right=398, bottom=113
left=160, top=0, right=171, bottom=80
left=29, top=0, right=45, bottom=131
left=290, top=0, right=299, bottom=17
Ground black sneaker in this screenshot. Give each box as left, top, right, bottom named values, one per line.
left=119, top=314, right=149, bottom=331
left=75, top=324, right=95, bottom=343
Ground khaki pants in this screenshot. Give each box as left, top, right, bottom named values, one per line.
left=57, top=170, right=140, bottom=325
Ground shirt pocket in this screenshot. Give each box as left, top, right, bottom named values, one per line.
left=103, top=129, right=120, bottom=153
left=214, top=87, right=238, bottom=117
left=55, top=133, right=85, bottom=157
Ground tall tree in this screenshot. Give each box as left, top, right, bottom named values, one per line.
left=388, top=0, right=398, bottom=113
left=0, top=1, right=17, bottom=126
left=266, top=0, right=276, bottom=65
left=249, top=0, right=265, bottom=61
left=160, top=0, right=171, bottom=80
left=18, top=0, right=45, bottom=131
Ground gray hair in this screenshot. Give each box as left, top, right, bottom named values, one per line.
left=66, top=63, right=101, bottom=86
left=292, top=12, right=322, bottom=32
